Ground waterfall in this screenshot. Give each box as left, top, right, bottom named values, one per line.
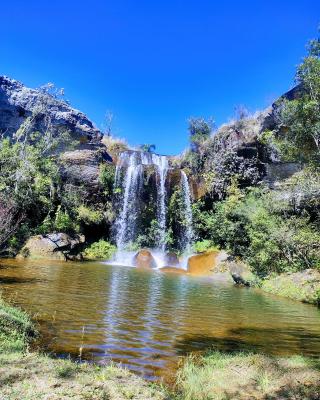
left=114, top=152, right=143, bottom=253
left=113, top=151, right=168, bottom=257
left=180, top=171, right=194, bottom=254
left=152, top=154, right=168, bottom=251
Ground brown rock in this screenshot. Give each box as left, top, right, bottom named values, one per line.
left=133, top=249, right=157, bottom=269
left=164, top=252, right=179, bottom=266
left=187, top=251, right=219, bottom=275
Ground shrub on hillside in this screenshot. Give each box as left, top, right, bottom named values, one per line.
left=83, top=240, right=116, bottom=260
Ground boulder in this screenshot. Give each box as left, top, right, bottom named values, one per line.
left=227, top=259, right=256, bottom=286
left=133, top=249, right=157, bottom=269
left=17, top=233, right=85, bottom=261
left=164, top=252, right=179, bottom=266
left=187, top=251, right=219, bottom=275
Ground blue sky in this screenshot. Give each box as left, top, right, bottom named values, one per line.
left=1, top=1, right=319, bottom=154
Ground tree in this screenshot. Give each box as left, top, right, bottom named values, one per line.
left=103, top=110, right=114, bottom=137
left=139, top=144, right=156, bottom=153
left=188, top=117, right=214, bottom=151
left=0, top=195, right=23, bottom=252
left=278, top=32, right=320, bottom=161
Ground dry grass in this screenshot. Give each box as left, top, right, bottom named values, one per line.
left=175, top=351, right=320, bottom=400
left=0, top=352, right=166, bottom=400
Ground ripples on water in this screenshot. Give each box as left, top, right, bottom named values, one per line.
left=1, top=260, right=320, bottom=380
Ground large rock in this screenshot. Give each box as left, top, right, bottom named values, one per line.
left=133, top=249, right=157, bottom=269
left=227, top=258, right=256, bottom=286
left=60, top=149, right=112, bottom=192
left=0, top=76, right=102, bottom=144
left=164, top=252, right=179, bottom=266
left=187, top=251, right=218, bottom=275
left=17, top=233, right=85, bottom=261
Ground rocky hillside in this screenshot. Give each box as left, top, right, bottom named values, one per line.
left=0, top=76, right=102, bottom=145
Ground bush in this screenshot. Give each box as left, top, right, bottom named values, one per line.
left=83, top=240, right=116, bottom=260
left=76, top=205, right=104, bottom=225
left=193, top=240, right=218, bottom=253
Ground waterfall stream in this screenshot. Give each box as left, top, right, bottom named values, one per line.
left=112, top=151, right=193, bottom=267
left=180, top=171, right=194, bottom=254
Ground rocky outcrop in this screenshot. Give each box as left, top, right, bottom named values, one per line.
left=17, top=233, right=85, bottom=261
left=60, top=149, right=112, bottom=193
left=0, top=76, right=102, bottom=145
left=133, top=249, right=157, bottom=269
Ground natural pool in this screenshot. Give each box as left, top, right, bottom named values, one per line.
left=1, top=259, right=320, bottom=381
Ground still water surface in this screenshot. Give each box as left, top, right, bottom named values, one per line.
left=1, top=259, right=320, bottom=380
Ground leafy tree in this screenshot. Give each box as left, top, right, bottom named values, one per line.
left=188, top=117, right=214, bottom=151
left=277, top=32, right=320, bottom=161
left=139, top=144, right=156, bottom=153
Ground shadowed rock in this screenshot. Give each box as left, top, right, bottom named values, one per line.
left=133, top=249, right=157, bottom=269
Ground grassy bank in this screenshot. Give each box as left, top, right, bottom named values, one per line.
left=260, top=269, right=320, bottom=306
left=175, top=351, right=320, bottom=400
left=0, top=295, right=166, bottom=400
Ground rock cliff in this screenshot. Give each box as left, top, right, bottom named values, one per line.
left=0, top=76, right=102, bottom=145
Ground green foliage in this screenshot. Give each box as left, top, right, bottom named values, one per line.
left=76, top=205, right=104, bottom=225
left=54, top=206, right=78, bottom=233
left=99, top=163, right=115, bottom=197
left=83, top=240, right=116, bottom=260
left=0, top=297, right=36, bottom=353
left=139, top=144, right=156, bottom=152
left=193, top=240, right=218, bottom=253
left=276, top=32, right=320, bottom=162
left=188, top=117, right=214, bottom=151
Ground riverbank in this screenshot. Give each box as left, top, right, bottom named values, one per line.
left=1, top=294, right=320, bottom=399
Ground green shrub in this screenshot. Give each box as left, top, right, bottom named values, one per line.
left=83, top=240, right=116, bottom=260
left=193, top=240, right=218, bottom=253
left=76, top=205, right=104, bottom=225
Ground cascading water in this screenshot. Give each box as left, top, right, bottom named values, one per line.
left=152, top=154, right=168, bottom=251
left=111, top=151, right=194, bottom=269
left=114, top=152, right=143, bottom=259
left=180, top=171, right=194, bottom=254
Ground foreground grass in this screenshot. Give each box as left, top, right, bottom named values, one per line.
left=175, top=351, right=320, bottom=400
left=0, top=296, right=166, bottom=400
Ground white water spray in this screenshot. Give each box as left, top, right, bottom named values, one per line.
left=180, top=171, right=194, bottom=254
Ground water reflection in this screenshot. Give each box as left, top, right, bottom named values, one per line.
left=0, top=259, right=320, bottom=380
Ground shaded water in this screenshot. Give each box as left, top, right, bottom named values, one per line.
left=1, top=259, right=320, bottom=381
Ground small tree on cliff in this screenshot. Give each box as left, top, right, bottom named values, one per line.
left=278, top=31, right=320, bottom=163
left=188, top=117, right=214, bottom=151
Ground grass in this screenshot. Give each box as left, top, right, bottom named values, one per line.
left=175, top=351, right=320, bottom=400
left=261, top=269, right=320, bottom=305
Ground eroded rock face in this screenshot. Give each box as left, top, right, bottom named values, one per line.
left=0, top=76, right=102, bottom=144
left=18, top=233, right=85, bottom=261
left=133, top=249, right=157, bottom=269
left=60, top=149, right=112, bottom=193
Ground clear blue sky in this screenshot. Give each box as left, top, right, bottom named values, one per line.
left=1, top=1, right=319, bottom=155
